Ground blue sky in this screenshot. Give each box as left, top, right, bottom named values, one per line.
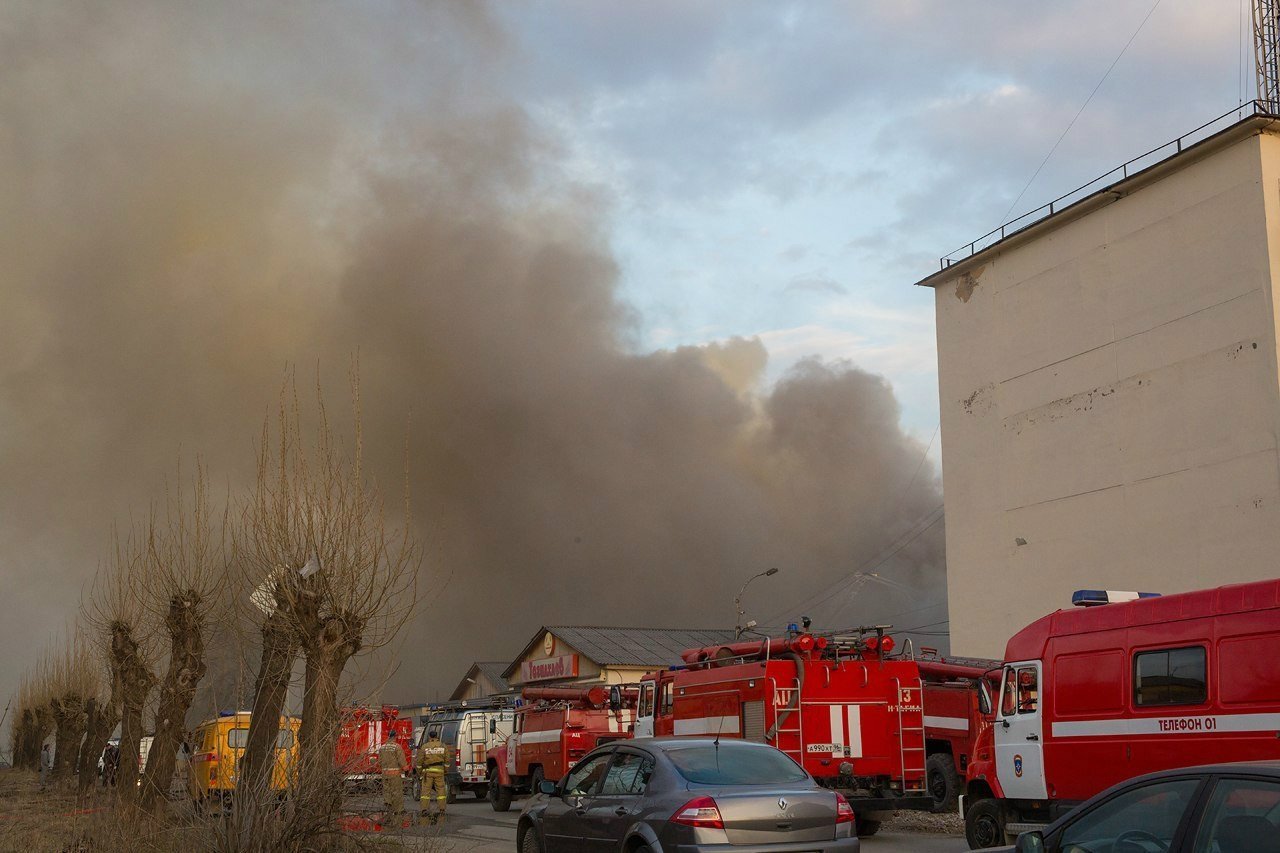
left=492, top=0, right=1253, bottom=449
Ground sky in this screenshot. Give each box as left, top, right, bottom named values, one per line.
left=0, top=0, right=1260, bottom=724
left=495, top=0, right=1252, bottom=440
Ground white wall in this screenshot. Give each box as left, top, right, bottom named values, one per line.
left=933, top=129, right=1280, bottom=658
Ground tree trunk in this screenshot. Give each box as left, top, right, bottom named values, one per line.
left=297, top=652, right=321, bottom=756
left=15, top=709, right=37, bottom=769
left=33, top=706, right=56, bottom=769
left=113, top=623, right=155, bottom=804
left=76, top=698, right=99, bottom=781
left=51, top=692, right=87, bottom=779
left=240, top=611, right=297, bottom=798
left=297, top=611, right=363, bottom=819
left=140, top=592, right=207, bottom=815
left=79, top=696, right=119, bottom=794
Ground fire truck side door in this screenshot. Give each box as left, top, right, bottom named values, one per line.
left=995, top=661, right=1047, bottom=800
left=634, top=683, right=656, bottom=738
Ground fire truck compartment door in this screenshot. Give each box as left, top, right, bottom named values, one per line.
left=995, top=661, right=1047, bottom=800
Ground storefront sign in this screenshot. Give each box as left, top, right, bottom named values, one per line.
left=522, top=653, right=579, bottom=682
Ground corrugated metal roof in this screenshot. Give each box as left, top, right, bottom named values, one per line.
left=504, top=626, right=737, bottom=679
left=474, top=661, right=512, bottom=691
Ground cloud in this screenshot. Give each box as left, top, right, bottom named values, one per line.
left=786, top=275, right=847, bottom=295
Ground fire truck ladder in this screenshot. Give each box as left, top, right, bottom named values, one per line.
left=891, top=675, right=927, bottom=795
left=768, top=677, right=805, bottom=765
left=464, top=713, right=489, bottom=773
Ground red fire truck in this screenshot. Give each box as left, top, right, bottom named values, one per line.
left=334, top=705, right=413, bottom=789
left=486, top=685, right=635, bottom=812
left=959, top=580, right=1280, bottom=849
left=914, top=652, right=1001, bottom=814
left=634, top=627, right=931, bottom=837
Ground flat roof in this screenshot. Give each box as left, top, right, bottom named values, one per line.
left=914, top=103, right=1280, bottom=289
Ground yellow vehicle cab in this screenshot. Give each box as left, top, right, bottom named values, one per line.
left=190, top=711, right=300, bottom=803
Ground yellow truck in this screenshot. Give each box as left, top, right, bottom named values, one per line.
left=190, top=711, right=300, bottom=805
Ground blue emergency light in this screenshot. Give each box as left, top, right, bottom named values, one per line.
left=1072, top=589, right=1161, bottom=607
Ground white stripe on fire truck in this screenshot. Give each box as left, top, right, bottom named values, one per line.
left=847, top=705, right=863, bottom=759
left=923, top=715, right=970, bottom=731
left=829, top=706, right=845, bottom=751
left=674, top=716, right=742, bottom=736
left=518, top=730, right=563, bottom=744
left=1052, top=712, right=1280, bottom=739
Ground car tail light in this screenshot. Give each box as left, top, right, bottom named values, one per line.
left=835, top=794, right=855, bottom=824
left=671, top=796, right=724, bottom=829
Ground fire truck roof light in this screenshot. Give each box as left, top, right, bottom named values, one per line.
left=1071, top=589, right=1161, bottom=607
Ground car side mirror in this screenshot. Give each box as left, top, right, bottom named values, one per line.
left=609, top=686, right=622, bottom=712
left=538, top=780, right=558, bottom=796
left=490, top=719, right=497, bottom=735
left=1015, top=831, right=1045, bottom=853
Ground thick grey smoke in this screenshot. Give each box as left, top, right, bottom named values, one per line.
left=0, top=2, right=943, bottom=712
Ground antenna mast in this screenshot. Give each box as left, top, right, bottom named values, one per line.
left=1256, top=0, right=1280, bottom=111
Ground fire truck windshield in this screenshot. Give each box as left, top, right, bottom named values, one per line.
left=666, top=745, right=808, bottom=785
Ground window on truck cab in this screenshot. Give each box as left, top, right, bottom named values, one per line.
left=1134, top=646, right=1207, bottom=707
left=1000, top=666, right=1038, bottom=716
left=660, top=681, right=673, bottom=716
left=638, top=683, right=654, bottom=718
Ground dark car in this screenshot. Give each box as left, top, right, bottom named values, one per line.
left=996, top=761, right=1280, bottom=853
left=517, top=737, right=859, bottom=853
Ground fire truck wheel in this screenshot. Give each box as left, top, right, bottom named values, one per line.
left=854, top=817, right=881, bottom=837
left=490, top=775, right=512, bottom=812
left=926, top=753, right=959, bottom=813
left=531, top=766, right=545, bottom=794
left=964, top=798, right=1005, bottom=849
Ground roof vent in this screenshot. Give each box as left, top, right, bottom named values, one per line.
left=1072, top=589, right=1161, bottom=607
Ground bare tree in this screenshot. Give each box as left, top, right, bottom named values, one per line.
left=237, top=368, right=419, bottom=817
left=86, top=524, right=158, bottom=804
left=49, top=631, right=99, bottom=781
left=137, top=462, right=228, bottom=815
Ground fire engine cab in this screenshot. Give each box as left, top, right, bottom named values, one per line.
left=486, top=685, right=635, bottom=812
left=915, top=653, right=1000, bottom=814
left=635, top=626, right=932, bottom=837
left=961, top=580, right=1280, bottom=849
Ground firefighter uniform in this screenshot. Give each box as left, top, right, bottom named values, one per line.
left=378, top=734, right=408, bottom=817
left=417, top=733, right=454, bottom=822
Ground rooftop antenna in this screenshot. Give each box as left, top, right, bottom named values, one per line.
left=1255, top=0, right=1280, bottom=112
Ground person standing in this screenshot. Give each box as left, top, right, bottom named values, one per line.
left=416, top=727, right=454, bottom=824
left=103, top=742, right=120, bottom=787
left=377, top=729, right=409, bottom=820
left=39, top=743, right=52, bottom=789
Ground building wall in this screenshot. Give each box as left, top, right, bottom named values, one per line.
left=934, top=130, right=1280, bottom=659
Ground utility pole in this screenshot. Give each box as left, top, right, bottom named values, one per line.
left=1255, top=0, right=1280, bottom=111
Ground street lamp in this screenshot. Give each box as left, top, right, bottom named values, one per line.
left=735, top=567, right=780, bottom=638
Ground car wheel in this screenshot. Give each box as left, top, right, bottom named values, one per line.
left=854, top=816, right=880, bottom=837
left=521, top=824, right=543, bottom=853
left=965, top=798, right=1005, bottom=849
left=926, top=753, right=959, bottom=813
left=491, top=774, right=512, bottom=812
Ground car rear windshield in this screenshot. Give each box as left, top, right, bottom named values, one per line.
left=665, top=745, right=809, bottom=785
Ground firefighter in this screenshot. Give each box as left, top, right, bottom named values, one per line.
left=377, top=729, right=408, bottom=819
left=416, top=727, right=454, bottom=824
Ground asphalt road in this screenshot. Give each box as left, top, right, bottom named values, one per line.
left=346, top=794, right=972, bottom=853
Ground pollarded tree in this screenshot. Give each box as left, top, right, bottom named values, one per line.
left=86, top=524, right=158, bottom=804
left=237, top=368, right=419, bottom=815
left=48, top=632, right=99, bottom=782
left=137, top=462, right=228, bottom=815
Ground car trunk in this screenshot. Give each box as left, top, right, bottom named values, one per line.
left=711, top=787, right=838, bottom=844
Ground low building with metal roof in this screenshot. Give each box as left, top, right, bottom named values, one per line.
left=504, top=625, right=737, bottom=689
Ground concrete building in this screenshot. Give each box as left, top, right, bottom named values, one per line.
left=916, top=111, right=1280, bottom=659
left=504, top=626, right=735, bottom=690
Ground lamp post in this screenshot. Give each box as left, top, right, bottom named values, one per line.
left=735, top=567, right=780, bottom=638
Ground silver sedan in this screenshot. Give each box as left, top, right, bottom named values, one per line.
left=517, top=737, right=859, bottom=853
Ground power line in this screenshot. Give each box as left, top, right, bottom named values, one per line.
left=999, top=0, right=1166, bottom=225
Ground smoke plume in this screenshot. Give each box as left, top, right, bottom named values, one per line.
left=0, top=1, right=943, bottom=712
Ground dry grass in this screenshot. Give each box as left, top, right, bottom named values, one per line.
left=0, top=768, right=431, bottom=853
